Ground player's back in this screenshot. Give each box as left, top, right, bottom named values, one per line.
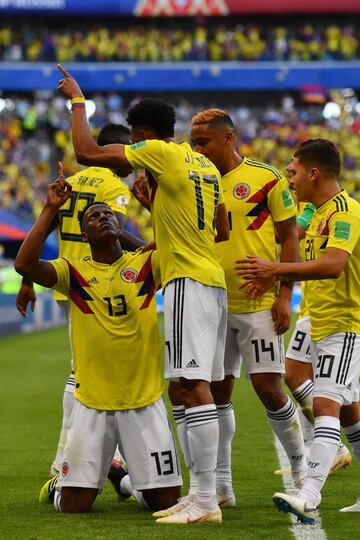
left=125, top=140, right=225, bottom=290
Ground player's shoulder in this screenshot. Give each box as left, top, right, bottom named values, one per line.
left=331, top=191, right=360, bottom=216
left=244, top=157, right=284, bottom=181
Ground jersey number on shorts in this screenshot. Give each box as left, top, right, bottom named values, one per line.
left=315, top=354, right=334, bottom=379
left=59, top=191, right=96, bottom=241
left=188, top=171, right=219, bottom=230
left=251, top=339, right=275, bottom=363
left=151, top=450, right=174, bottom=475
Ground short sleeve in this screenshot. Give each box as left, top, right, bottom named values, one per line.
left=268, top=176, right=296, bottom=222
left=124, top=140, right=165, bottom=177
left=102, top=179, right=130, bottom=216
left=327, top=211, right=360, bottom=254
left=49, top=258, right=70, bottom=296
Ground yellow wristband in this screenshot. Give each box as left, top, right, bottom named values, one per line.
left=71, top=97, right=85, bottom=105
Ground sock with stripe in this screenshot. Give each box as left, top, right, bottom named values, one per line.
left=293, top=379, right=315, bottom=425
left=172, top=405, right=197, bottom=500
left=266, top=397, right=307, bottom=476
left=292, top=380, right=315, bottom=448
left=301, top=415, right=340, bottom=507
left=186, top=404, right=219, bottom=510
left=54, top=490, right=62, bottom=512
left=344, top=421, right=360, bottom=462
left=216, top=403, right=235, bottom=497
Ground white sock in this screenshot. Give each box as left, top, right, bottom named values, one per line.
left=52, top=389, right=75, bottom=472
left=344, top=421, right=360, bottom=462
left=54, top=490, right=62, bottom=512
left=266, top=397, right=307, bottom=475
left=293, top=379, right=315, bottom=424
left=133, top=490, right=150, bottom=509
left=302, top=416, right=340, bottom=506
left=216, top=403, right=235, bottom=497
left=297, top=404, right=314, bottom=449
left=172, top=405, right=196, bottom=501
left=119, top=475, right=133, bottom=497
left=186, top=404, right=219, bottom=510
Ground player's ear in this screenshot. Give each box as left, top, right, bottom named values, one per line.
left=81, top=231, right=89, bottom=243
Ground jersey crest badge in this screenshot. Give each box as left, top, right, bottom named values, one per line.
left=233, top=183, right=250, bottom=200
left=121, top=268, right=138, bottom=282
left=316, top=218, right=325, bottom=235
left=61, top=462, right=69, bottom=477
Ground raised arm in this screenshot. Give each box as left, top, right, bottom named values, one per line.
left=15, top=163, right=72, bottom=288
left=57, top=64, right=130, bottom=169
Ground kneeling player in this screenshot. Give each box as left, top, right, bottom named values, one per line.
left=14, top=166, right=182, bottom=513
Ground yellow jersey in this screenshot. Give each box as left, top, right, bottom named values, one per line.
left=304, top=190, right=360, bottom=340
left=215, top=157, right=296, bottom=313
left=50, top=250, right=163, bottom=411
left=54, top=166, right=130, bottom=301
left=297, top=202, right=316, bottom=319
left=124, top=140, right=226, bottom=290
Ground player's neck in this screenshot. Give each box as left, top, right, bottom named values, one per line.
left=312, top=181, right=342, bottom=208
left=221, top=152, right=243, bottom=175
left=90, top=241, right=123, bottom=265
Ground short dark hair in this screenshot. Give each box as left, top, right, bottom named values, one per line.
left=294, top=139, right=341, bottom=178
left=78, top=201, right=109, bottom=231
left=97, top=123, right=130, bottom=146
left=126, top=98, right=176, bottom=138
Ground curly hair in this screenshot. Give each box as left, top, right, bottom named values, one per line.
left=126, top=98, right=176, bottom=138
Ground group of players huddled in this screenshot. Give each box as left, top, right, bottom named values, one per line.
left=14, top=64, right=360, bottom=524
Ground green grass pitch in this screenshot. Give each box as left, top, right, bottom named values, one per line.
left=1, top=320, right=360, bottom=539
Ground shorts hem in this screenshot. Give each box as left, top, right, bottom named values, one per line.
left=165, top=371, right=222, bottom=383
left=285, top=354, right=311, bottom=363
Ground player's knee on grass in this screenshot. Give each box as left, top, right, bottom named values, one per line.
left=60, top=487, right=98, bottom=513
left=250, top=373, right=287, bottom=411
left=141, top=485, right=181, bottom=511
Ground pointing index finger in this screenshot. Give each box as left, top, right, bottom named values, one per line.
left=57, top=63, right=71, bottom=78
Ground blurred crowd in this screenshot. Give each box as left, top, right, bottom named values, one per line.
left=1, top=91, right=360, bottom=241
left=0, top=18, right=359, bottom=62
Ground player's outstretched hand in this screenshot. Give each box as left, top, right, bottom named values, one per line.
left=57, top=63, right=84, bottom=100
left=235, top=255, right=277, bottom=280
left=46, top=162, right=72, bottom=209
left=16, top=282, right=36, bottom=318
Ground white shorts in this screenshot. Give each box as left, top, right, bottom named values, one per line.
left=57, top=398, right=182, bottom=491
left=164, top=278, right=227, bottom=382
left=56, top=299, right=74, bottom=386
left=224, top=310, right=285, bottom=377
left=311, top=333, right=360, bottom=406
left=286, top=316, right=311, bottom=363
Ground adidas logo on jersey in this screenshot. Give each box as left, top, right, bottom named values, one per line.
left=186, top=359, right=199, bottom=368
left=88, top=277, right=99, bottom=284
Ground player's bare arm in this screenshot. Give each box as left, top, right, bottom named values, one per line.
left=16, top=210, right=60, bottom=317
left=271, top=216, right=299, bottom=333
left=235, top=247, right=349, bottom=282
left=15, top=163, right=72, bottom=288
left=215, top=203, right=230, bottom=242
left=57, top=64, right=130, bottom=169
